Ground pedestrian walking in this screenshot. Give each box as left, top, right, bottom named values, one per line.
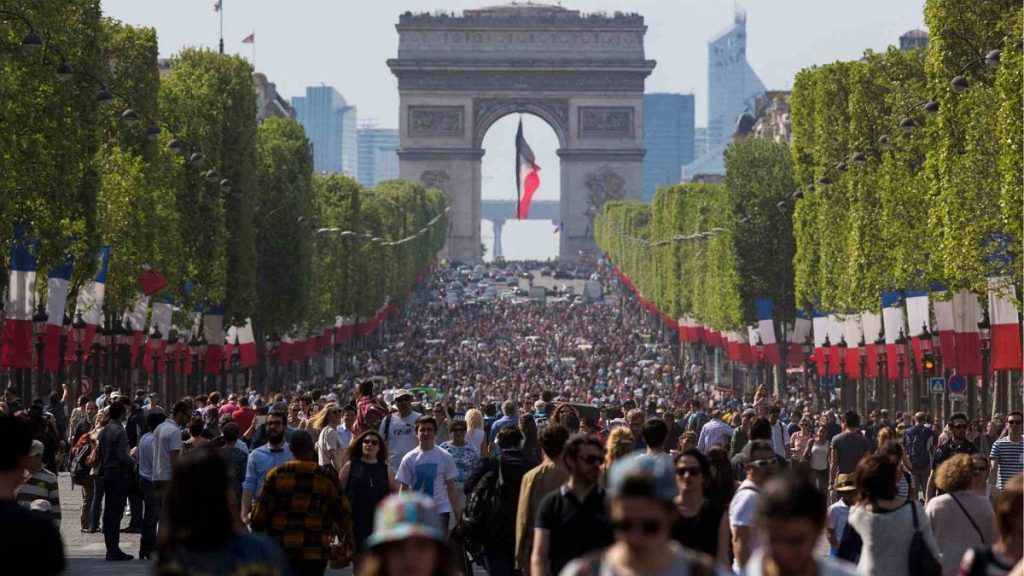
left=242, top=410, right=294, bottom=526
left=356, top=492, right=462, bottom=576
left=927, top=412, right=978, bottom=502
left=340, top=430, right=398, bottom=552
left=395, top=416, right=461, bottom=532
left=155, top=445, right=290, bottom=575
left=671, top=448, right=729, bottom=561
left=14, top=440, right=61, bottom=527
left=515, top=424, right=570, bottom=574
left=925, top=454, right=995, bottom=576
left=955, top=473, right=1022, bottom=576
left=987, top=411, right=1023, bottom=492
left=729, top=439, right=777, bottom=573
left=251, top=429, right=354, bottom=576
left=382, top=391, right=422, bottom=470
left=136, top=410, right=166, bottom=560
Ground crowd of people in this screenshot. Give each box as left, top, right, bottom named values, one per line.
left=0, top=262, right=1021, bottom=576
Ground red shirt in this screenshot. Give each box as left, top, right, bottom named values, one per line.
left=232, top=407, right=256, bottom=433
left=218, top=402, right=238, bottom=416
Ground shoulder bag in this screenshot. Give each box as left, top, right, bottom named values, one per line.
left=908, top=501, right=943, bottom=576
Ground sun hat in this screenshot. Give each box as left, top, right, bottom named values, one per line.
left=606, top=453, right=678, bottom=502
left=365, top=492, right=446, bottom=550
left=835, top=473, right=856, bottom=493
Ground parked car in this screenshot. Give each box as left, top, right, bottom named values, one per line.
left=540, top=267, right=551, bottom=277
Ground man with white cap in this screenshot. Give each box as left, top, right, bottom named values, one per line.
left=14, top=439, right=61, bottom=527
left=382, top=390, right=421, bottom=469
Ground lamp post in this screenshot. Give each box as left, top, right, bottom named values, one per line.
left=117, top=321, right=132, bottom=392
left=197, top=335, right=208, bottom=394
left=165, top=330, right=177, bottom=402
left=896, top=328, right=907, bottom=413
left=823, top=335, right=832, bottom=407
left=837, top=336, right=848, bottom=409
left=266, top=333, right=280, bottom=394
left=802, top=334, right=814, bottom=409
left=149, top=326, right=163, bottom=403
left=99, top=314, right=114, bottom=392
left=920, top=324, right=934, bottom=417
left=978, top=312, right=991, bottom=420
left=31, top=303, right=48, bottom=401
left=858, top=339, right=868, bottom=416
left=875, top=332, right=888, bottom=413
left=71, top=313, right=87, bottom=406
left=189, top=334, right=201, bottom=398
left=57, top=313, right=70, bottom=390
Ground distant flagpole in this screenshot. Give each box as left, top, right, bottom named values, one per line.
left=217, top=0, right=224, bottom=54
left=242, top=30, right=255, bottom=68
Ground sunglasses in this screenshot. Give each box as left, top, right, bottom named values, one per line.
left=329, top=410, right=341, bottom=415
left=951, top=424, right=967, bottom=430
left=973, top=465, right=988, bottom=472
left=578, top=454, right=604, bottom=466
left=611, top=519, right=663, bottom=535
left=675, top=466, right=702, bottom=477
left=362, top=438, right=380, bottom=446
left=451, top=427, right=467, bottom=433
left=747, top=459, right=775, bottom=468
left=1008, top=420, right=1023, bottom=425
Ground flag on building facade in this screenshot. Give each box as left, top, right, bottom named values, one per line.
left=987, top=276, right=1023, bottom=371
left=515, top=119, right=541, bottom=220
left=1, top=224, right=38, bottom=369
left=42, top=252, right=73, bottom=372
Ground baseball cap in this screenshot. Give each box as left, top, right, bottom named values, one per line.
left=395, top=390, right=414, bottom=401
left=365, top=492, right=446, bottom=550
left=606, top=453, right=677, bottom=502
left=28, top=440, right=45, bottom=457
left=836, top=473, right=856, bottom=493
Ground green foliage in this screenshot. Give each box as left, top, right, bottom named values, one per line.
left=790, top=0, right=1021, bottom=310
left=255, top=117, right=315, bottom=334
left=0, top=0, right=104, bottom=279
left=723, top=138, right=797, bottom=324
left=158, top=48, right=258, bottom=322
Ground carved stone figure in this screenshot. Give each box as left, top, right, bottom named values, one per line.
left=407, top=106, right=464, bottom=137
left=420, top=170, right=450, bottom=194
left=584, top=168, right=626, bottom=216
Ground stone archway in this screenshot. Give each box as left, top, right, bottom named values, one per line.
left=388, top=3, right=655, bottom=262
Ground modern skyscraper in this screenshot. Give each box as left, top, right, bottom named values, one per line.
left=357, top=125, right=399, bottom=188
left=685, top=10, right=765, bottom=179
left=642, top=93, right=695, bottom=202
left=292, top=86, right=358, bottom=176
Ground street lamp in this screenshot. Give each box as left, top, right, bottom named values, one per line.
left=837, top=335, right=848, bottom=408
left=802, top=333, right=814, bottom=404
left=188, top=334, right=201, bottom=397
left=978, top=311, right=992, bottom=419
left=266, top=332, right=280, bottom=393
left=858, top=338, right=868, bottom=415
left=875, top=333, right=888, bottom=412
left=896, top=328, right=908, bottom=411
left=823, top=335, right=832, bottom=397
left=165, top=329, right=178, bottom=401
left=72, top=313, right=87, bottom=398
left=31, top=303, right=48, bottom=400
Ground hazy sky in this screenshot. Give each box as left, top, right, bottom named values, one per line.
left=100, top=0, right=926, bottom=259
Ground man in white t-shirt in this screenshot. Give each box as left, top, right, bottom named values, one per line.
left=730, top=440, right=777, bottom=574
left=826, top=473, right=856, bottom=555
left=152, top=402, right=190, bottom=489
left=381, top=391, right=421, bottom=469
left=396, top=415, right=460, bottom=532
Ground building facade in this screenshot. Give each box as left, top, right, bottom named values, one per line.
left=357, top=126, right=399, bottom=188
left=253, top=73, right=295, bottom=124
left=751, top=90, right=791, bottom=144
left=292, top=86, right=358, bottom=175
left=899, top=29, right=929, bottom=51
left=642, top=93, right=695, bottom=202
left=685, top=10, right=765, bottom=180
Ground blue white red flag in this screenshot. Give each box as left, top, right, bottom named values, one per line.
left=69, top=247, right=110, bottom=361
left=988, top=277, right=1023, bottom=371
left=214, top=0, right=222, bottom=12
left=515, top=119, right=540, bottom=219
left=1, top=224, right=38, bottom=368
left=882, top=291, right=907, bottom=379
left=203, top=305, right=225, bottom=374
left=755, top=297, right=781, bottom=365
left=42, top=252, right=73, bottom=372
left=553, top=221, right=562, bottom=234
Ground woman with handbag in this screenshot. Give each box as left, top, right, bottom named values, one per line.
left=848, top=453, right=943, bottom=576
left=925, top=454, right=995, bottom=576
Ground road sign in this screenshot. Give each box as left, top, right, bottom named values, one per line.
left=929, top=376, right=946, bottom=395
left=948, top=374, right=968, bottom=395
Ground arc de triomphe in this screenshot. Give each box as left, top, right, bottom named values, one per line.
left=388, top=3, right=655, bottom=262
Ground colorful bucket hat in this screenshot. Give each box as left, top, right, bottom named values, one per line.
left=365, top=492, right=446, bottom=550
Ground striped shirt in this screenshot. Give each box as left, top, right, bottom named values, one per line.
left=15, top=468, right=61, bottom=527
left=697, top=418, right=734, bottom=453
left=989, top=437, right=1023, bottom=488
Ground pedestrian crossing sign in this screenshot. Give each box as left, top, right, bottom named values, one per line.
left=929, top=377, right=946, bottom=394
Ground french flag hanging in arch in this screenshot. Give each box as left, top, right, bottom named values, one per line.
left=42, top=252, right=74, bottom=372
left=1, top=224, right=38, bottom=369
left=515, top=118, right=541, bottom=220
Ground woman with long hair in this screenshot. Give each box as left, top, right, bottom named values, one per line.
left=464, top=408, right=486, bottom=455
left=704, top=445, right=737, bottom=513
left=848, top=454, right=941, bottom=576
left=519, top=413, right=541, bottom=463
left=803, top=424, right=831, bottom=492
left=155, top=446, right=289, bottom=575
left=956, top=473, right=1022, bottom=576
left=670, top=448, right=730, bottom=563
left=340, top=430, right=398, bottom=552
left=603, top=426, right=635, bottom=484
left=356, top=492, right=460, bottom=576
left=310, top=402, right=344, bottom=473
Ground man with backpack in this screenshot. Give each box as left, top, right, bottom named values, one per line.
left=464, top=426, right=536, bottom=576
left=903, top=411, right=936, bottom=495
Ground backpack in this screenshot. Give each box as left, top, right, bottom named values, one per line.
left=835, top=521, right=862, bottom=563
left=688, top=411, right=710, bottom=434
left=459, top=461, right=504, bottom=556
left=906, top=427, right=932, bottom=469
left=70, top=442, right=94, bottom=485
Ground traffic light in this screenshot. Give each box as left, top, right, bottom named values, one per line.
left=922, top=353, right=936, bottom=377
